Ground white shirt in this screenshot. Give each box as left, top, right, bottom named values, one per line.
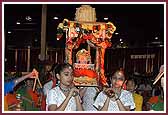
left=46, top=86, right=77, bottom=111
left=82, top=87, right=98, bottom=111
left=43, top=80, right=53, bottom=96
left=138, top=84, right=152, bottom=91
left=93, top=90, right=135, bottom=111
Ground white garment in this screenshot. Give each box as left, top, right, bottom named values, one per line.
left=82, top=87, right=98, bottom=111
left=138, top=84, right=152, bottom=91
left=46, top=86, right=77, bottom=111
left=93, top=90, right=135, bottom=111
left=161, top=77, right=164, bottom=89
left=43, top=80, right=53, bottom=96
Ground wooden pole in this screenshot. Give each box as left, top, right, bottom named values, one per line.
left=15, top=49, right=18, bottom=70
left=39, top=4, right=47, bottom=61
left=27, top=46, right=30, bottom=72
left=55, top=51, right=58, bottom=63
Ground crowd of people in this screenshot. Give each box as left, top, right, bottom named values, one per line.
left=4, top=63, right=164, bottom=111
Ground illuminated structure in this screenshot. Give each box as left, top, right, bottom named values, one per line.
left=57, top=5, right=116, bottom=86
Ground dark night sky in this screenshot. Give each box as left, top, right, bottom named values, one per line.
left=4, top=3, right=164, bottom=49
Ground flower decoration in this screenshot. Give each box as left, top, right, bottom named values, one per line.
left=105, top=31, right=112, bottom=39
left=83, top=29, right=89, bottom=34
left=93, top=25, right=101, bottom=33
left=72, top=37, right=78, bottom=42
left=106, top=22, right=116, bottom=33
left=57, top=23, right=64, bottom=29
left=73, top=22, right=81, bottom=28
left=74, top=22, right=82, bottom=33
left=63, top=19, right=69, bottom=28
left=104, top=22, right=116, bottom=39
left=57, top=27, right=63, bottom=34
left=56, top=27, right=63, bottom=40
left=56, top=34, right=63, bottom=40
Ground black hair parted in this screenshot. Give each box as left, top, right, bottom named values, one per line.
left=54, top=63, right=73, bottom=75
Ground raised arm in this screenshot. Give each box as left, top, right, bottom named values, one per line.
left=4, top=69, right=39, bottom=95
left=14, top=69, right=39, bottom=86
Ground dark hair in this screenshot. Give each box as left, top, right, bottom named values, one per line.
left=112, top=69, right=126, bottom=80
left=49, top=63, right=58, bottom=72
left=55, top=63, right=73, bottom=75
left=126, top=78, right=137, bottom=85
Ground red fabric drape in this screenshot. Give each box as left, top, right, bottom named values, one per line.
left=74, top=69, right=97, bottom=78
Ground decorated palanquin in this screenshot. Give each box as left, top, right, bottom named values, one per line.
left=57, top=5, right=116, bottom=86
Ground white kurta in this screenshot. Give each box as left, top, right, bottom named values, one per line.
left=93, top=89, right=135, bottom=111
left=82, top=87, right=98, bottom=111
left=43, top=80, right=53, bottom=96
left=46, top=86, right=77, bottom=111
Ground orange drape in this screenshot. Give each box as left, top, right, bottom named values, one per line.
left=74, top=69, right=97, bottom=78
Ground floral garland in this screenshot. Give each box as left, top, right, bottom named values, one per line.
left=56, top=19, right=116, bottom=41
